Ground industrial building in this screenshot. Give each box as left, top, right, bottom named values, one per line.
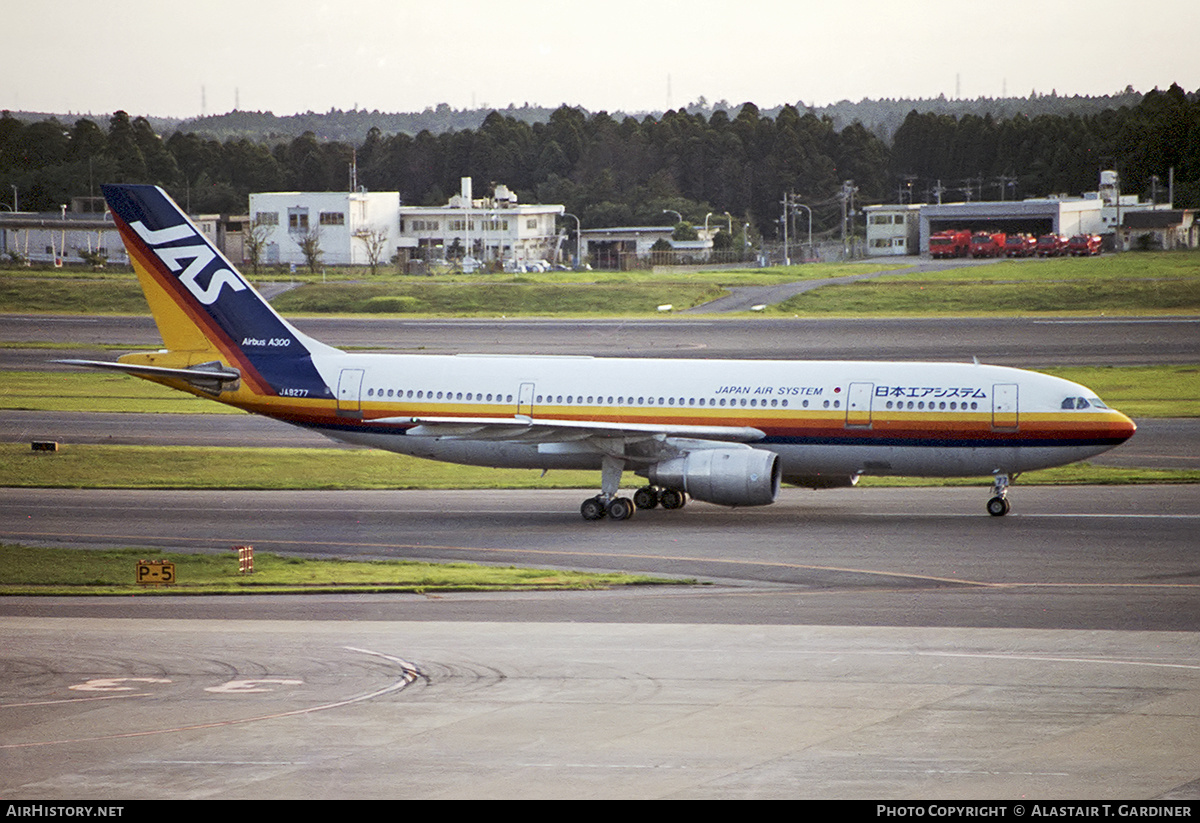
left=864, top=171, right=1180, bottom=256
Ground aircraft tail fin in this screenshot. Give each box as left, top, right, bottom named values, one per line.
left=101, top=184, right=336, bottom=399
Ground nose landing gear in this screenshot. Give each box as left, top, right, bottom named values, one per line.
left=987, top=473, right=1012, bottom=516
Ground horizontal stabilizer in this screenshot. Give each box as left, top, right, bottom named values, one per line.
left=56, top=359, right=240, bottom=393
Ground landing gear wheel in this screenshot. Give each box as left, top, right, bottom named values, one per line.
left=581, top=496, right=607, bottom=521
left=607, top=497, right=635, bottom=521
left=659, top=488, right=687, bottom=510
left=986, top=496, right=1011, bottom=517
left=633, top=486, right=659, bottom=510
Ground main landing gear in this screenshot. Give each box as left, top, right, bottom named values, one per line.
left=987, top=473, right=1012, bottom=516
left=580, top=456, right=688, bottom=521
left=580, top=485, right=687, bottom=521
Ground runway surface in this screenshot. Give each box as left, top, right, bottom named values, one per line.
left=4, top=313, right=1200, bottom=367
left=4, top=618, right=1197, bottom=800
left=2, top=483, right=1200, bottom=799
left=3, top=484, right=1199, bottom=629
left=2, top=312, right=1199, bottom=798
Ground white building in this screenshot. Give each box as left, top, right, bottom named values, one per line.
left=249, top=179, right=565, bottom=271
left=249, top=190, right=401, bottom=267
left=863, top=204, right=921, bottom=256
left=396, top=178, right=564, bottom=270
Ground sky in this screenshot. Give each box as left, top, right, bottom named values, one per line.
left=7, top=0, right=1199, bottom=119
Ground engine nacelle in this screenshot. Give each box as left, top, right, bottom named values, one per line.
left=648, top=448, right=780, bottom=507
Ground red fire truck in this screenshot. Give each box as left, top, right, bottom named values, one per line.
left=928, top=230, right=971, bottom=258
left=1004, top=234, right=1038, bottom=257
left=970, top=232, right=1007, bottom=258
left=1068, top=234, right=1102, bottom=256
left=1037, top=234, right=1069, bottom=256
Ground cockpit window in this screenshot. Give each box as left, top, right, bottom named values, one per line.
left=1062, top=396, right=1108, bottom=410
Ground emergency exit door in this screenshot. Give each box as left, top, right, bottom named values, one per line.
left=845, top=382, right=874, bottom=427
left=992, top=383, right=1019, bottom=429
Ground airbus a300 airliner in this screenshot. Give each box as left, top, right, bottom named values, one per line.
left=63, top=184, right=1136, bottom=520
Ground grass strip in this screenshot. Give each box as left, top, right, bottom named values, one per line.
left=0, top=371, right=244, bottom=414
left=0, top=443, right=598, bottom=489
left=2, top=443, right=1195, bottom=490
left=0, top=262, right=897, bottom=316
left=0, top=544, right=678, bottom=596
left=772, top=276, right=1200, bottom=316
left=14, top=253, right=1200, bottom=317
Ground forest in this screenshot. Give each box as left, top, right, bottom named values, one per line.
left=1, top=84, right=1196, bottom=240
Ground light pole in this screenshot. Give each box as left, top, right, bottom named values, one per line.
left=562, top=213, right=581, bottom=268
left=662, top=209, right=682, bottom=227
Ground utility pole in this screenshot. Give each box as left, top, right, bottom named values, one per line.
left=780, top=193, right=790, bottom=265
left=789, top=195, right=813, bottom=261
left=996, top=175, right=1017, bottom=201
left=840, top=180, right=858, bottom=260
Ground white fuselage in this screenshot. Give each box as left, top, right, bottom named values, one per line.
left=293, top=352, right=1134, bottom=480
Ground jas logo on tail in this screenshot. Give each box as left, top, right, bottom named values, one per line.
left=130, top=221, right=249, bottom=306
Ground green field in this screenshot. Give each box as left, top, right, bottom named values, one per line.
left=0, top=261, right=900, bottom=317
left=2, top=251, right=1199, bottom=316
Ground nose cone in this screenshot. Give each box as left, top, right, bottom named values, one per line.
left=1110, top=410, right=1137, bottom=444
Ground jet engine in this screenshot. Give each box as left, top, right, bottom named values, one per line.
left=782, top=474, right=861, bottom=489
left=647, top=448, right=780, bottom=507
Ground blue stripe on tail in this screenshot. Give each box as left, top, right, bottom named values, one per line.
left=103, top=184, right=334, bottom=399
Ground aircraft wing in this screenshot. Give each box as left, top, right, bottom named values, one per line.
left=400, top=415, right=762, bottom=441
left=388, top=415, right=765, bottom=461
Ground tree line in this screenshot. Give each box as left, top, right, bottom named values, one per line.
left=1, top=85, right=1196, bottom=241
